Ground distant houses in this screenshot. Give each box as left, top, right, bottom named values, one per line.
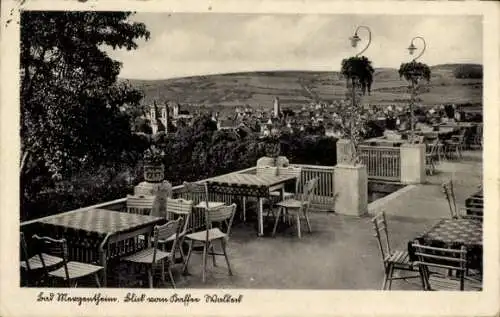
left=141, top=97, right=354, bottom=138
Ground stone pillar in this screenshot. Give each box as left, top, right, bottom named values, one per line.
left=336, top=139, right=355, bottom=165
left=334, top=164, right=368, bottom=216
left=400, top=143, right=426, bottom=184
left=134, top=180, right=172, bottom=218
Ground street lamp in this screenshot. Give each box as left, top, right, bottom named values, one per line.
left=342, top=25, right=372, bottom=164
left=406, top=36, right=427, bottom=142
left=407, top=36, right=426, bottom=61
left=350, top=25, right=372, bottom=56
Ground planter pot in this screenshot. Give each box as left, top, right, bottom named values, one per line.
left=143, top=164, right=165, bottom=183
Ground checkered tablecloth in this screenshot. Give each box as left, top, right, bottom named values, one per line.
left=409, top=218, right=483, bottom=270
left=208, top=173, right=297, bottom=197
left=423, top=218, right=482, bottom=246
left=39, top=209, right=164, bottom=236
left=37, top=209, right=165, bottom=265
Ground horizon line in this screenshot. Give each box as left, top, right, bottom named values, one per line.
left=118, top=62, right=483, bottom=81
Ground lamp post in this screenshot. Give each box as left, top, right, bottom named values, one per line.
left=350, top=26, right=372, bottom=57
left=406, top=36, right=426, bottom=142
left=345, top=26, right=372, bottom=162
left=407, top=36, right=426, bottom=61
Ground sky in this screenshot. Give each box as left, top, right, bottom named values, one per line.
left=106, top=13, right=483, bottom=80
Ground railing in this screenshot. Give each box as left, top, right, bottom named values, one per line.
left=358, top=145, right=401, bottom=182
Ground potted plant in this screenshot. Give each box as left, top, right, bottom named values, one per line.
left=143, top=145, right=165, bottom=183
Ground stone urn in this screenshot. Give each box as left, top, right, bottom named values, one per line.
left=143, top=163, right=165, bottom=183
left=143, top=146, right=165, bottom=183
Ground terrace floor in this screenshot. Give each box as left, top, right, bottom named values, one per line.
left=100, top=151, right=482, bottom=290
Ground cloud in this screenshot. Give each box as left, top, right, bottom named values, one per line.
left=107, top=13, right=483, bottom=79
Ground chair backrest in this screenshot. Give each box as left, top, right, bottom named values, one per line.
left=20, top=232, right=32, bottom=272
left=426, top=139, right=439, bottom=155
left=256, top=166, right=278, bottom=177
left=300, top=178, right=318, bottom=209
left=277, top=166, right=302, bottom=193
left=183, top=181, right=209, bottom=208
left=32, top=235, right=69, bottom=281
left=451, top=129, right=466, bottom=143
left=152, top=218, right=182, bottom=263
left=126, top=195, right=156, bottom=215
left=371, top=211, right=392, bottom=267
left=166, top=198, right=193, bottom=234
left=412, top=241, right=467, bottom=291
left=204, top=203, right=237, bottom=241
left=442, top=180, right=458, bottom=219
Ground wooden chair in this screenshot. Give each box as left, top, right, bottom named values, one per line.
left=257, top=166, right=302, bottom=220
left=272, top=178, right=318, bottom=238
left=126, top=195, right=156, bottom=215
left=165, top=198, right=193, bottom=263
left=183, top=181, right=225, bottom=212
left=182, top=204, right=237, bottom=283
left=31, top=234, right=103, bottom=287
left=412, top=241, right=481, bottom=291
left=444, top=129, right=466, bottom=160
left=269, top=166, right=302, bottom=200
left=139, top=198, right=194, bottom=264
left=123, top=218, right=182, bottom=288
left=371, top=212, right=421, bottom=290
left=425, top=140, right=438, bottom=175
left=20, top=232, right=63, bottom=286
left=472, top=124, right=483, bottom=149
left=442, top=180, right=483, bottom=220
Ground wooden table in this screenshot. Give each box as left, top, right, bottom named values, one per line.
left=207, top=173, right=297, bottom=236
left=38, top=209, right=164, bottom=286
left=409, top=218, right=483, bottom=270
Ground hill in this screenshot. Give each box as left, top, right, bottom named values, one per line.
left=123, top=64, right=482, bottom=112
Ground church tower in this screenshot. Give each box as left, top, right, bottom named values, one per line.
left=273, top=97, right=281, bottom=118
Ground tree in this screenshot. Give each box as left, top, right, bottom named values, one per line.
left=453, top=64, right=482, bottom=79
left=20, top=11, right=150, bottom=217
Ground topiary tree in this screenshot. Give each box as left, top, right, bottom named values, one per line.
left=398, top=61, right=431, bottom=142
left=339, top=55, right=375, bottom=164
left=341, top=56, right=375, bottom=96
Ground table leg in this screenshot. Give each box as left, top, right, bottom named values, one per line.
left=99, top=249, right=107, bottom=287
left=258, top=198, right=264, bottom=236
left=242, top=197, right=247, bottom=222
left=145, top=231, right=152, bottom=248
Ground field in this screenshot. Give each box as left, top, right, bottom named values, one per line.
left=125, top=64, right=482, bottom=114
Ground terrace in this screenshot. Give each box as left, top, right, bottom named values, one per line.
left=20, top=137, right=483, bottom=290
